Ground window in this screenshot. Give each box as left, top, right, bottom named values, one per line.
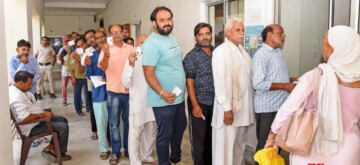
left=208, top=0, right=245, bottom=47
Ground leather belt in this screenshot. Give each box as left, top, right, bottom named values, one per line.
left=39, top=62, right=51, bottom=66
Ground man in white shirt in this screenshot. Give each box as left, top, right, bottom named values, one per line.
left=9, top=71, right=71, bottom=162
left=35, top=36, right=57, bottom=99
left=122, top=34, right=157, bottom=165
left=211, top=18, right=254, bottom=165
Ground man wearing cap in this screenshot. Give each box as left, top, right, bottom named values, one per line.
left=58, top=36, right=72, bottom=106
left=35, top=36, right=57, bottom=99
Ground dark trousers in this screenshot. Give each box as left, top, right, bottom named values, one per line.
left=74, top=78, right=90, bottom=113
left=87, top=91, right=97, bottom=132
left=187, top=98, right=212, bottom=165
left=153, top=102, right=187, bottom=165
left=255, top=112, right=278, bottom=152
left=29, top=116, right=69, bottom=154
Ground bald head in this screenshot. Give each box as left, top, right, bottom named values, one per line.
left=136, top=34, right=148, bottom=47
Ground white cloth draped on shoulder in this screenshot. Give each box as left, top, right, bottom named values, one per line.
left=315, top=25, right=360, bottom=156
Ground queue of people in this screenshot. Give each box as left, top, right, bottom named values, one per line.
left=7, top=5, right=360, bottom=165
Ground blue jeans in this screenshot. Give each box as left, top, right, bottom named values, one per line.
left=74, top=78, right=90, bottom=113
left=153, top=102, right=187, bottom=165
left=107, top=92, right=129, bottom=156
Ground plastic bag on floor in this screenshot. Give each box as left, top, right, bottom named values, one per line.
left=254, top=147, right=285, bottom=165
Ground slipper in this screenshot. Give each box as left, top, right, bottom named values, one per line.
left=61, top=154, right=72, bottom=161
left=91, top=133, right=98, bottom=140
left=31, top=139, right=42, bottom=147
left=99, top=151, right=111, bottom=160
left=109, top=154, right=119, bottom=165
left=41, top=150, right=57, bottom=163
left=143, top=159, right=158, bottom=165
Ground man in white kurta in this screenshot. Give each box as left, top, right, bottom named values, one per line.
left=121, top=34, right=157, bottom=165
left=212, top=18, right=254, bottom=165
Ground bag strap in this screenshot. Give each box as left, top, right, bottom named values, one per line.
left=312, top=68, right=321, bottom=112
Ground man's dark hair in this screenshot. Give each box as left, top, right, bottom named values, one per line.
left=71, top=32, right=80, bottom=37
left=14, top=71, right=34, bottom=83
left=123, top=37, right=134, bottom=43
left=17, top=39, right=31, bottom=48
left=41, top=36, right=49, bottom=41
left=84, top=29, right=96, bottom=37
left=194, top=22, right=212, bottom=36
left=108, top=24, right=123, bottom=33
left=150, top=6, right=173, bottom=22
left=261, top=25, right=274, bottom=42
left=75, top=36, right=86, bottom=46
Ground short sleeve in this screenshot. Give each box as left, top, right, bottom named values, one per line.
left=182, top=53, right=196, bottom=79
left=142, top=41, right=160, bottom=66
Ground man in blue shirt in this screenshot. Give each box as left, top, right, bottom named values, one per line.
left=183, top=23, right=214, bottom=165
left=142, top=6, right=187, bottom=165
left=85, top=30, right=111, bottom=160
left=8, top=39, right=40, bottom=99
left=252, top=24, right=297, bottom=155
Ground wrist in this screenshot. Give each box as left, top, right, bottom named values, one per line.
left=159, top=90, right=164, bottom=97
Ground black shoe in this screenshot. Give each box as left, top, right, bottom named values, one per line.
left=49, top=93, right=57, bottom=98
left=37, top=94, right=43, bottom=100
left=63, top=101, right=67, bottom=106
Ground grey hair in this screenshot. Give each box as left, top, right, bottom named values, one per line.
left=224, top=18, right=244, bottom=30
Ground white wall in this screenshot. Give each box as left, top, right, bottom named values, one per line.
left=44, top=15, right=99, bottom=35
left=0, top=0, right=14, bottom=164
left=97, top=0, right=202, bottom=55
left=280, top=0, right=329, bottom=76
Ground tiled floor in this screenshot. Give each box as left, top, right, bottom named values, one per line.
left=12, top=73, right=267, bottom=165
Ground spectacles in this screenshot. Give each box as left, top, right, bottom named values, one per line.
left=110, top=30, right=122, bottom=36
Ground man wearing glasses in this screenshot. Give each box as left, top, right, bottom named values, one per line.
left=98, top=24, right=136, bottom=165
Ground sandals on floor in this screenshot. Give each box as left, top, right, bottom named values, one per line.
left=91, top=133, right=98, bottom=140
left=109, top=154, right=119, bottom=165
left=99, top=151, right=111, bottom=160
left=61, top=154, right=72, bottom=161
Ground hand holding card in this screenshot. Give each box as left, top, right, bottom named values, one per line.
left=172, top=86, right=182, bottom=97
left=107, top=37, right=114, bottom=46
left=68, top=40, right=75, bottom=46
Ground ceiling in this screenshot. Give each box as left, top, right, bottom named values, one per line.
left=43, top=0, right=111, bottom=16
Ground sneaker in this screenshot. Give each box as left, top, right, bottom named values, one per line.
left=78, top=112, right=85, bottom=116
left=49, top=93, right=57, bottom=98
left=37, top=94, right=43, bottom=100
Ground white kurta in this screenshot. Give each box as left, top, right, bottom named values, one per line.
left=211, top=39, right=255, bottom=165
left=121, top=50, right=157, bottom=165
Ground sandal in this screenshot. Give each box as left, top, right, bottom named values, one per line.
left=91, top=133, right=98, bottom=140
left=41, top=150, right=57, bottom=163
left=61, top=154, right=72, bottom=161
left=100, top=151, right=111, bottom=160
left=109, top=153, right=119, bottom=165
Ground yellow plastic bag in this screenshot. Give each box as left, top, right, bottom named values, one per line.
left=254, top=147, right=285, bottom=165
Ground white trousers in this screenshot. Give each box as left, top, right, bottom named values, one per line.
left=36, top=64, right=54, bottom=94
left=128, top=121, right=157, bottom=165
left=212, top=125, right=248, bottom=165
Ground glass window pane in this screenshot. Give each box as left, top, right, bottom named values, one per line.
left=209, top=3, right=224, bottom=47
left=227, top=0, right=244, bottom=20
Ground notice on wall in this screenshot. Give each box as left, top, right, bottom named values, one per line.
left=245, top=25, right=264, bottom=58
left=245, top=7, right=263, bottom=26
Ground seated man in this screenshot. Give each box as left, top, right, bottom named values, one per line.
left=9, top=71, right=71, bottom=162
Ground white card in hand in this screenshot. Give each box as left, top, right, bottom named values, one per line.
left=172, top=86, right=182, bottom=97
left=85, top=47, right=95, bottom=56
left=107, top=37, right=114, bottom=45
left=68, top=40, right=75, bottom=46
left=76, top=48, right=84, bottom=55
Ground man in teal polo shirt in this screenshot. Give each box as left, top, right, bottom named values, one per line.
left=142, top=6, right=187, bottom=165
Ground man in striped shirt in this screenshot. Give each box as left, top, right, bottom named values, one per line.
left=252, top=24, right=298, bottom=155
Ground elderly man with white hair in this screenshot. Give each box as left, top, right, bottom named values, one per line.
left=211, top=18, right=254, bottom=165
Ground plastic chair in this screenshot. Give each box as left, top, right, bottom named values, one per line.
left=10, top=110, right=63, bottom=165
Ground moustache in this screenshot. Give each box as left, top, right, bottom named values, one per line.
left=163, top=25, right=171, bottom=28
